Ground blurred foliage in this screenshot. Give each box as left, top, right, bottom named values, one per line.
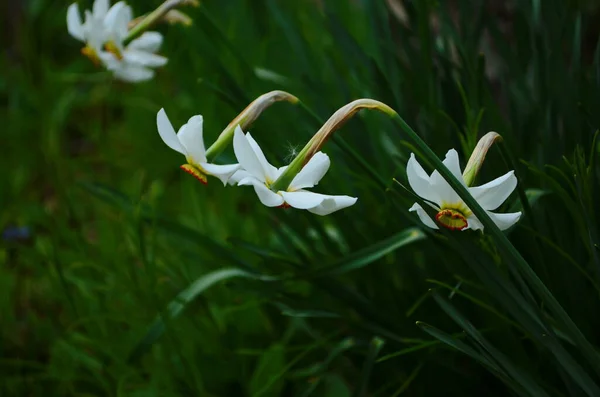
left=2, top=0, right=600, bottom=395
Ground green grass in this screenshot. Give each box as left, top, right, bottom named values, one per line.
left=2, top=0, right=600, bottom=395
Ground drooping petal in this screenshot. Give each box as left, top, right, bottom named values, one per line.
left=123, top=50, right=168, bottom=67
left=279, top=191, right=325, bottom=209
left=113, top=65, right=154, bottom=82
left=409, top=203, right=439, bottom=229
left=288, top=152, right=330, bottom=191
left=93, top=0, right=109, bottom=18
left=245, top=132, right=279, bottom=181
left=469, top=170, right=517, bottom=211
left=128, top=32, right=163, bottom=52
left=307, top=195, right=358, bottom=216
left=199, top=163, right=241, bottom=186
left=406, top=153, right=438, bottom=204
left=233, top=127, right=267, bottom=183
left=177, top=115, right=207, bottom=164
left=238, top=177, right=284, bottom=207
left=157, top=108, right=186, bottom=155
left=486, top=211, right=522, bottom=231
left=67, top=4, right=85, bottom=41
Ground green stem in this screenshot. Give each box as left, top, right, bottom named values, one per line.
left=389, top=113, right=600, bottom=376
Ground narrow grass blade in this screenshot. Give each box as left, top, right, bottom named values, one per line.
left=353, top=337, right=385, bottom=397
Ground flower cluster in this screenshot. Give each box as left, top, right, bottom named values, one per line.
left=67, top=0, right=167, bottom=82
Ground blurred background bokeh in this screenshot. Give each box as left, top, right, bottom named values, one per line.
left=2, top=0, right=600, bottom=395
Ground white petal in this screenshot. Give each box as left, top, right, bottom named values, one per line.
left=279, top=191, right=325, bottom=209
left=128, top=32, right=163, bottom=52
left=406, top=153, right=438, bottom=204
left=157, top=109, right=185, bottom=155
left=465, top=215, right=484, bottom=231
left=233, top=126, right=267, bottom=183
left=67, top=4, right=84, bottom=41
left=228, top=169, right=251, bottom=185
left=177, top=115, right=207, bottom=164
left=199, top=163, right=241, bottom=186
left=486, top=211, right=522, bottom=231
left=93, top=0, right=109, bottom=18
left=104, top=2, right=131, bottom=40
left=97, top=50, right=120, bottom=69
left=246, top=132, right=279, bottom=181
left=113, top=65, right=154, bottom=82
left=83, top=12, right=106, bottom=48
left=239, top=178, right=284, bottom=207
left=288, top=152, right=330, bottom=190
left=123, top=50, right=168, bottom=67
left=409, top=203, right=439, bottom=229
left=429, top=149, right=465, bottom=206
left=307, top=195, right=358, bottom=216
left=469, top=171, right=517, bottom=211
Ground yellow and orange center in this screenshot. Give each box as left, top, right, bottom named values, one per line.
left=435, top=208, right=469, bottom=231
left=180, top=164, right=208, bottom=185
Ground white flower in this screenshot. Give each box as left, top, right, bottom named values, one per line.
left=407, top=149, right=521, bottom=231
left=157, top=109, right=241, bottom=185
left=231, top=127, right=357, bottom=215
left=67, top=0, right=167, bottom=82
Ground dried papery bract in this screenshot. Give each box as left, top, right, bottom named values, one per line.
left=462, top=131, right=503, bottom=187
left=270, top=99, right=395, bottom=192
left=124, top=0, right=199, bottom=44
left=129, top=10, right=193, bottom=29
left=205, top=90, right=299, bottom=162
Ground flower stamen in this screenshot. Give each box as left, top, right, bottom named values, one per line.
left=104, top=41, right=123, bottom=60
left=81, top=46, right=101, bottom=65
left=435, top=209, right=469, bottom=231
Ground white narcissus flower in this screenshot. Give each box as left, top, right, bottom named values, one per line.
left=231, top=127, right=357, bottom=215
left=67, top=0, right=167, bottom=82
left=157, top=109, right=241, bottom=185
left=407, top=149, right=521, bottom=231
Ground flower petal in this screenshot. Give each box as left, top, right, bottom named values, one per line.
left=288, top=152, right=330, bottom=191
left=157, top=109, right=185, bottom=155
left=233, top=126, right=268, bottom=183
left=228, top=169, right=251, bottom=185
left=128, top=32, right=163, bottom=52
left=279, top=191, right=325, bottom=209
left=238, top=177, right=284, bottom=207
left=407, top=153, right=438, bottom=204
left=199, top=163, right=241, bottom=186
left=245, top=132, right=279, bottom=182
left=486, top=211, right=522, bottom=231
left=104, top=1, right=131, bottom=40
left=113, top=65, right=154, bottom=82
left=93, top=0, right=109, bottom=18
left=123, top=50, right=168, bottom=67
left=409, top=203, right=439, bottom=229
left=177, top=115, right=207, bottom=164
left=465, top=215, right=484, bottom=231
left=429, top=149, right=465, bottom=205
left=67, top=4, right=84, bottom=41
left=307, top=194, right=358, bottom=216
left=469, top=171, right=517, bottom=211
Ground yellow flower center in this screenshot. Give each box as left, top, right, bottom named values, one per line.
left=104, top=41, right=123, bottom=60
left=435, top=202, right=472, bottom=231
left=81, top=46, right=101, bottom=66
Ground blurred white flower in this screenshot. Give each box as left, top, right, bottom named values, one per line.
left=67, top=0, right=167, bottom=82
left=407, top=149, right=521, bottom=231
left=231, top=127, right=357, bottom=215
left=157, top=109, right=241, bottom=185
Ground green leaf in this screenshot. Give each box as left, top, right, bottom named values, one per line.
left=249, top=343, right=286, bottom=397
